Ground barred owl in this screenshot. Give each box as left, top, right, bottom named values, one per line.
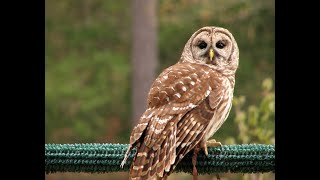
left=121, top=26, right=239, bottom=180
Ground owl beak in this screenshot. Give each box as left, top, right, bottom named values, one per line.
left=209, top=48, right=214, bottom=61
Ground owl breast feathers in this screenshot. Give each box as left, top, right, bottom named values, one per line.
left=121, top=26, right=239, bottom=180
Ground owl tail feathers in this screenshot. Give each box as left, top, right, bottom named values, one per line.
left=120, top=144, right=132, bottom=168
left=129, top=143, right=159, bottom=180
left=129, top=130, right=177, bottom=179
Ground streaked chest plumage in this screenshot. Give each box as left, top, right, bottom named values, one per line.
left=204, top=77, right=234, bottom=141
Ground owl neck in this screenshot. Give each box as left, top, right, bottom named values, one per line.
left=212, top=65, right=236, bottom=75
left=215, top=68, right=236, bottom=88
left=227, top=74, right=236, bottom=88
left=178, top=58, right=236, bottom=86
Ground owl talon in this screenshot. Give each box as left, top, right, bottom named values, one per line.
left=202, top=139, right=222, bottom=157
left=202, top=142, right=209, bottom=157
left=207, top=139, right=222, bottom=147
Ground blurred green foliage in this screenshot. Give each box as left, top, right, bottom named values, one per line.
left=45, top=0, right=274, bottom=145
left=225, top=78, right=275, bottom=145
left=45, top=51, right=130, bottom=143
left=222, top=78, right=274, bottom=180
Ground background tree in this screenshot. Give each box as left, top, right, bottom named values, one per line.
left=131, top=0, right=158, bottom=125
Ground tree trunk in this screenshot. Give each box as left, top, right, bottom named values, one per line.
left=131, top=0, right=158, bottom=125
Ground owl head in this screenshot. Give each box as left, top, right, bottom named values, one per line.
left=180, top=26, right=239, bottom=74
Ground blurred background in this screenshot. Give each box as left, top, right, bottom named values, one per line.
left=45, top=0, right=274, bottom=179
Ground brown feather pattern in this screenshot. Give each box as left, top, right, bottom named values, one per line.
left=122, top=62, right=232, bottom=179
left=121, top=26, right=239, bottom=180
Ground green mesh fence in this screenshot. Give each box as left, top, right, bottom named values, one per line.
left=45, top=143, right=274, bottom=175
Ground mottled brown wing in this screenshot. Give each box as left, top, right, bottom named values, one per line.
left=126, top=62, right=214, bottom=150
left=165, top=78, right=225, bottom=176
left=122, top=62, right=224, bottom=180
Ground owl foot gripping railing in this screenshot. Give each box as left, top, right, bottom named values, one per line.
left=45, top=143, right=274, bottom=174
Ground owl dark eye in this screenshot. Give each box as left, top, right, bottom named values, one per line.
left=216, top=41, right=226, bottom=49
left=198, top=41, right=207, bottom=49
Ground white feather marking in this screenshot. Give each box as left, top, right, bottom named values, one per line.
left=182, top=86, right=187, bottom=91
left=136, top=123, right=148, bottom=127
left=163, top=75, right=168, bottom=79
left=178, top=81, right=184, bottom=85
left=166, top=97, right=170, bottom=102
left=158, top=116, right=171, bottom=124
left=137, top=152, right=148, bottom=157
left=170, top=134, right=174, bottom=139
left=154, top=128, right=163, bottom=134
left=185, top=76, right=192, bottom=80
left=173, top=107, right=179, bottom=111
left=190, top=81, right=195, bottom=86
left=189, top=103, right=197, bottom=108
left=205, top=90, right=211, bottom=96
left=192, top=121, right=196, bottom=126
left=170, top=87, right=175, bottom=91
left=162, top=156, right=167, bottom=164
left=133, top=132, right=142, bottom=140
left=174, top=93, right=181, bottom=98
left=147, top=112, right=155, bottom=119
left=133, top=165, right=144, bottom=170
left=205, top=71, right=209, bottom=75
left=161, top=90, right=168, bottom=95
